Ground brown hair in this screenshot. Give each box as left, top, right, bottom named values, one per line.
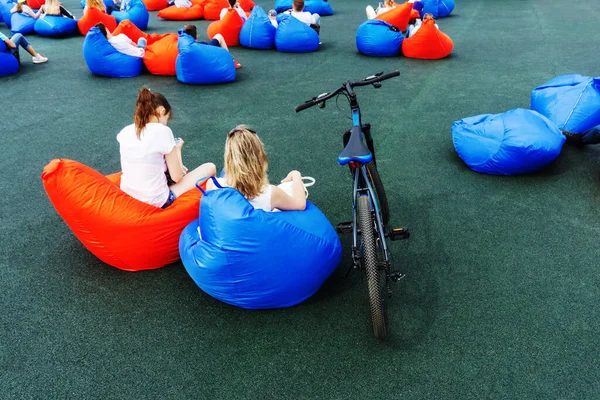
left=227, top=0, right=236, bottom=7
left=94, top=22, right=107, bottom=38
left=224, top=126, right=269, bottom=200
left=43, top=0, right=61, bottom=15
left=15, top=2, right=24, bottom=13
left=423, top=13, right=434, bottom=21
left=292, top=0, right=304, bottom=11
left=134, top=87, right=172, bottom=138
left=86, top=0, right=106, bottom=13
left=183, top=24, right=197, bottom=39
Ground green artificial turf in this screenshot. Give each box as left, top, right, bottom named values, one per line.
left=1, top=0, right=600, bottom=398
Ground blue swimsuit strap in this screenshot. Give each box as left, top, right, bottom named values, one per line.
left=195, top=175, right=223, bottom=195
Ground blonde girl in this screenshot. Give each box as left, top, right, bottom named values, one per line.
left=40, top=0, right=75, bottom=18
left=207, top=126, right=306, bottom=212
left=84, top=0, right=107, bottom=14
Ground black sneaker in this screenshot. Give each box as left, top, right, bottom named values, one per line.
left=561, top=130, right=583, bottom=146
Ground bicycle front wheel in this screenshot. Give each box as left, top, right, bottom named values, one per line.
left=366, top=162, right=390, bottom=226
left=359, top=195, right=387, bottom=339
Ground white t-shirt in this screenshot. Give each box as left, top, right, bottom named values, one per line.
left=216, top=177, right=273, bottom=212
left=289, top=10, right=316, bottom=25
left=108, top=34, right=145, bottom=57
left=219, top=5, right=247, bottom=21
left=11, top=4, right=34, bottom=15
left=174, top=0, right=191, bottom=8
left=377, top=5, right=395, bottom=15
left=407, top=19, right=439, bottom=37
left=117, top=123, right=176, bottom=207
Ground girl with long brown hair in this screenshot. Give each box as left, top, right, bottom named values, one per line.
left=206, top=126, right=306, bottom=212
left=40, top=0, right=75, bottom=19
left=117, top=87, right=216, bottom=208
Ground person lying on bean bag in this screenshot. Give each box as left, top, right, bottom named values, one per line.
left=10, top=0, right=41, bottom=20
left=182, top=23, right=242, bottom=68
left=406, top=12, right=437, bottom=37
left=95, top=22, right=146, bottom=57
left=0, top=29, right=47, bottom=64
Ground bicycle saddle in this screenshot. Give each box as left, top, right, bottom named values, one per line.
left=338, top=126, right=373, bottom=165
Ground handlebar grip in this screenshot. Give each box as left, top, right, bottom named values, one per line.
left=377, top=70, right=400, bottom=81
left=295, top=100, right=316, bottom=113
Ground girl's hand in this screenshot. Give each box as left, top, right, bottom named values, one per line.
left=175, top=138, right=184, bottom=148
left=281, top=170, right=302, bottom=183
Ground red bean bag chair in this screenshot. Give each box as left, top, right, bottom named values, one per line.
left=144, top=33, right=178, bottom=75
left=375, top=1, right=413, bottom=32
left=410, top=8, right=419, bottom=20
left=203, top=0, right=228, bottom=20
left=239, top=0, right=254, bottom=12
left=142, top=0, right=169, bottom=10
left=402, top=18, right=453, bottom=59
left=42, top=159, right=203, bottom=272
left=27, top=0, right=45, bottom=8
left=112, top=20, right=171, bottom=44
left=78, top=8, right=117, bottom=35
left=207, top=8, right=244, bottom=46
left=157, top=4, right=203, bottom=20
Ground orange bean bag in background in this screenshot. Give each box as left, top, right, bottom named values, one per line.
left=207, top=8, right=244, bottom=46
left=142, top=0, right=169, bottom=10
left=238, top=0, right=255, bottom=12
left=113, top=20, right=172, bottom=44
left=41, top=159, right=203, bottom=272
left=410, top=8, right=420, bottom=20
left=375, top=1, right=413, bottom=32
left=27, top=0, right=45, bottom=8
left=157, top=4, right=204, bottom=20
left=203, top=0, right=228, bottom=20
left=144, top=33, right=179, bottom=75
left=78, top=8, right=117, bottom=35
left=402, top=19, right=453, bottom=59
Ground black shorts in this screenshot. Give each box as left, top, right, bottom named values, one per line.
left=199, top=38, right=221, bottom=47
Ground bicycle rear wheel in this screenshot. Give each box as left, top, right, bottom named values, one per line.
left=366, top=162, right=390, bottom=226
left=359, top=195, right=387, bottom=339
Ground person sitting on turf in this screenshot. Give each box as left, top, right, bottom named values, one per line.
left=206, top=125, right=307, bottom=212
left=271, top=0, right=320, bottom=33
left=0, top=30, right=48, bottom=64
left=118, top=87, right=216, bottom=209
left=365, top=0, right=395, bottom=20
left=220, top=0, right=247, bottom=21
left=95, top=22, right=147, bottom=58
left=181, top=24, right=242, bottom=69
left=561, top=125, right=600, bottom=146
left=10, top=0, right=42, bottom=19
left=406, top=12, right=438, bottom=37
left=40, top=0, right=75, bottom=19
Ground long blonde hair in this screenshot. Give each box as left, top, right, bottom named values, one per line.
left=224, top=126, right=269, bottom=200
left=86, top=0, right=106, bottom=13
left=43, top=0, right=61, bottom=15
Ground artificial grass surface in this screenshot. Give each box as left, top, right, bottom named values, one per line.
left=1, top=0, right=600, bottom=398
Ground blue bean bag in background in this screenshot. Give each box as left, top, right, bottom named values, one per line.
left=531, top=74, right=600, bottom=134
left=34, top=15, right=78, bottom=37
left=275, top=14, right=319, bottom=53
left=10, top=12, right=36, bottom=34
left=82, top=27, right=143, bottom=77
left=422, top=0, right=454, bottom=18
left=240, top=6, right=276, bottom=49
left=111, top=0, right=149, bottom=30
left=176, top=31, right=236, bottom=85
left=274, top=0, right=333, bottom=15
left=179, top=187, right=342, bottom=309
left=80, top=0, right=116, bottom=9
left=0, top=42, right=19, bottom=76
left=452, top=108, right=565, bottom=176
left=356, top=20, right=403, bottom=57
left=1, top=1, right=15, bottom=28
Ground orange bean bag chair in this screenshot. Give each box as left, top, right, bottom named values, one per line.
left=41, top=159, right=203, bottom=271
left=239, top=0, right=255, bottom=12
left=142, top=0, right=169, bottom=10
left=402, top=19, right=453, bottom=59
left=27, top=0, right=45, bottom=8
left=113, top=20, right=172, bottom=44
left=410, top=8, right=420, bottom=20
left=375, top=1, right=412, bottom=32
left=144, top=33, right=179, bottom=75
left=203, top=0, right=228, bottom=20
left=157, top=4, right=204, bottom=20
left=78, top=8, right=117, bottom=35
left=207, top=8, right=244, bottom=46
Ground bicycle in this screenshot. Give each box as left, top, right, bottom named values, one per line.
left=295, top=71, right=410, bottom=339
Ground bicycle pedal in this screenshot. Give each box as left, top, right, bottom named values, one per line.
left=336, top=221, right=354, bottom=234
left=387, top=227, right=410, bottom=241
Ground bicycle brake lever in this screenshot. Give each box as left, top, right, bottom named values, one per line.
left=319, top=101, right=326, bottom=109
left=373, top=82, right=382, bottom=88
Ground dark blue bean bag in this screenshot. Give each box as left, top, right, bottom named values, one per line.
left=176, top=31, right=236, bottom=85
left=422, top=0, right=454, bottom=18
left=80, top=0, right=116, bottom=10
left=356, top=20, right=403, bottom=57
left=275, top=14, right=319, bottom=53
left=239, top=6, right=276, bottom=49
left=10, top=12, right=36, bottom=34
left=1, top=2, right=15, bottom=28
left=0, top=42, right=19, bottom=76
left=531, top=74, right=600, bottom=134
left=452, top=108, right=565, bottom=176
left=111, top=0, right=149, bottom=30
left=82, top=27, right=143, bottom=77
left=274, top=0, right=332, bottom=15
left=179, top=185, right=342, bottom=309
left=34, top=15, right=78, bottom=37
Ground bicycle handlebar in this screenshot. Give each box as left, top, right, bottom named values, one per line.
left=295, top=71, right=400, bottom=113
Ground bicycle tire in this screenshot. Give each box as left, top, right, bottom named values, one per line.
left=366, top=162, right=390, bottom=226
left=359, top=195, right=387, bottom=339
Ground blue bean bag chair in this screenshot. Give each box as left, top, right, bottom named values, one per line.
left=179, top=185, right=342, bottom=309
left=274, top=0, right=332, bottom=15
left=176, top=31, right=236, bottom=85
left=422, top=0, right=454, bottom=18
left=111, top=0, right=149, bottom=30
left=0, top=42, right=19, bottom=76
left=452, top=108, right=565, bottom=176
left=356, top=20, right=403, bottom=57
left=1, top=2, right=14, bottom=27
left=80, top=0, right=117, bottom=10
left=82, top=27, right=143, bottom=77
left=34, top=15, right=78, bottom=37
left=10, top=12, right=36, bottom=34
left=531, top=74, right=600, bottom=134
left=239, top=6, right=276, bottom=49
left=275, top=14, right=319, bottom=53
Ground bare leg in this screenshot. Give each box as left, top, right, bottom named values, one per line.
left=170, top=163, right=217, bottom=197
left=213, top=33, right=229, bottom=52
